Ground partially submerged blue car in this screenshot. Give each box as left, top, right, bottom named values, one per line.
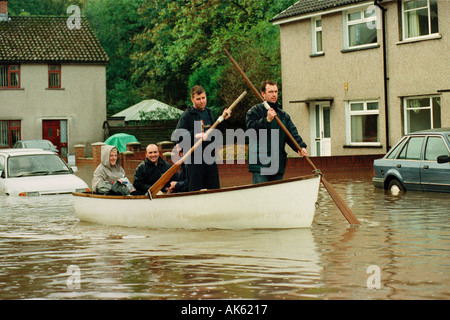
left=372, top=128, right=450, bottom=193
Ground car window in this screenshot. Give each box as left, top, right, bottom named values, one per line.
left=386, top=137, right=407, bottom=159
left=424, top=136, right=450, bottom=161
left=24, top=141, right=51, bottom=149
left=8, top=154, right=70, bottom=177
left=0, top=156, right=4, bottom=171
left=398, top=137, right=424, bottom=160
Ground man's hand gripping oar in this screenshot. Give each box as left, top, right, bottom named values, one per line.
left=147, top=91, right=247, bottom=200
left=223, top=48, right=360, bottom=225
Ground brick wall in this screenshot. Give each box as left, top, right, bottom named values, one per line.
left=0, top=1, right=7, bottom=15
left=75, top=142, right=382, bottom=186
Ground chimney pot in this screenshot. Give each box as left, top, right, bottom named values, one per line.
left=0, top=1, right=7, bottom=14
left=0, top=1, right=8, bottom=20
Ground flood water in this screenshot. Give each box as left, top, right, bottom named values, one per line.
left=0, top=164, right=448, bottom=302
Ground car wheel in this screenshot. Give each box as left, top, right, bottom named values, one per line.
left=388, top=179, right=405, bottom=195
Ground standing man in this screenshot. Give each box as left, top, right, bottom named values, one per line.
left=133, top=144, right=178, bottom=195
left=174, top=85, right=231, bottom=191
left=246, top=80, right=308, bottom=184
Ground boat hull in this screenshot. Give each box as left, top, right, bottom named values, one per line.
left=73, top=175, right=321, bottom=230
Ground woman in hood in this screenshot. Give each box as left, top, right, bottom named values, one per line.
left=92, top=145, right=128, bottom=193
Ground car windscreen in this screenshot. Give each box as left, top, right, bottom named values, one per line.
left=7, top=154, right=71, bottom=177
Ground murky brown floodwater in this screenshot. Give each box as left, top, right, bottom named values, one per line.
left=0, top=163, right=448, bottom=302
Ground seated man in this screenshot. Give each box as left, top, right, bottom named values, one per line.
left=133, top=144, right=178, bottom=195
left=168, top=145, right=188, bottom=193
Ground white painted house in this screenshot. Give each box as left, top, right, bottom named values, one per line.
left=0, top=0, right=108, bottom=158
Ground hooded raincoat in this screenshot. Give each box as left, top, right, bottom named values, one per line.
left=92, top=145, right=127, bottom=192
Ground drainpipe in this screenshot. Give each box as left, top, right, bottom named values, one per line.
left=374, top=0, right=390, bottom=152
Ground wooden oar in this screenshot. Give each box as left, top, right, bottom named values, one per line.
left=223, top=48, right=360, bottom=225
left=147, top=90, right=247, bottom=199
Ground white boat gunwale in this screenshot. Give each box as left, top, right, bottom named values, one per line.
left=72, top=173, right=321, bottom=200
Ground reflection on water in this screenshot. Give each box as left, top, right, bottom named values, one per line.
left=0, top=168, right=448, bottom=300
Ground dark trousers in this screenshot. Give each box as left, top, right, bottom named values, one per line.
left=186, top=163, right=220, bottom=191
left=252, top=172, right=284, bottom=184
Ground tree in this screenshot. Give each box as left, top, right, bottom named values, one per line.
left=131, top=0, right=297, bottom=127
left=8, top=0, right=87, bottom=16
left=85, top=0, right=146, bottom=115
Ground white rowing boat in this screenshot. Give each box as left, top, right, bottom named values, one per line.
left=73, top=174, right=321, bottom=230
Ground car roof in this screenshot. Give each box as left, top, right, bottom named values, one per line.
left=0, top=148, right=56, bottom=156
left=16, top=139, right=53, bottom=144
left=408, top=127, right=450, bottom=135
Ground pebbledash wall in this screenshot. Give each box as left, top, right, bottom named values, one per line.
left=75, top=142, right=383, bottom=187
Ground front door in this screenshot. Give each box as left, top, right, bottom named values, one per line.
left=311, top=102, right=331, bottom=156
left=42, top=120, right=68, bottom=158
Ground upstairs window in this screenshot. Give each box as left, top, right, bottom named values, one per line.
left=48, top=64, right=61, bottom=88
left=402, top=0, right=439, bottom=40
left=344, top=7, right=377, bottom=49
left=0, top=64, right=20, bottom=88
left=312, top=17, right=323, bottom=55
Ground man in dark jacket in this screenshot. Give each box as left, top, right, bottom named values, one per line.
left=133, top=144, right=178, bottom=195
left=246, top=80, right=308, bottom=184
left=174, top=85, right=231, bottom=191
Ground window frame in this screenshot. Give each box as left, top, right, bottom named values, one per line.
left=0, top=120, right=21, bottom=148
left=423, top=136, right=450, bottom=161
left=401, top=0, right=439, bottom=41
left=403, top=95, right=441, bottom=134
left=0, top=64, right=21, bottom=89
left=343, top=6, right=378, bottom=50
left=346, top=100, right=380, bottom=146
left=311, top=16, right=323, bottom=55
left=48, top=64, right=62, bottom=89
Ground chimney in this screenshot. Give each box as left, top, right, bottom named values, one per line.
left=0, top=1, right=8, bottom=21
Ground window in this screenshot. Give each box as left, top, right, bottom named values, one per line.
left=402, top=0, right=439, bottom=40
left=347, top=101, right=379, bottom=145
left=398, top=136, right=424, bottom=160
left=48, top=64, right=61, bottom=88
left=344, top=7, right=377, bottom=49
left=0, top=64, right=20, bottom=88
left=312, top=17, right=323, bottom=54
left=424, top=136, right=449, bottom=161
left=386, top=137, right=408, bottom=159
left=404, top=96, right=441, bottom=133
left=0, top=120, right=21, bottom=148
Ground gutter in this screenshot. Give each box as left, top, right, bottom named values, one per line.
left=374, top=0, right=390, bottom=152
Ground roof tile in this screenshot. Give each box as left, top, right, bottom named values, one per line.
left=271, top=0, right=369, bottom=22
left=0, top=16, right=108, bottom=63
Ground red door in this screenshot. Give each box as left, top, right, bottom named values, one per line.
left=42, top=120, right=68, bottom=158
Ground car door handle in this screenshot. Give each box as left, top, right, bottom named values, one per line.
left=396, top=164, right=402, bottom=168
left=423, top=165, right=429, bottom=170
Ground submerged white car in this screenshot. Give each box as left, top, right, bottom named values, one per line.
left=0, top=149, right=89, bottom=196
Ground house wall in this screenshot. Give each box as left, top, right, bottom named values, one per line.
left=279, top=0, right=449, bottom=157
left=0, top=63, right=106, bottom=155
left=385, top=0, right=450, bottom=143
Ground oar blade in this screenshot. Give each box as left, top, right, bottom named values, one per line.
left=149, top=162, right=181, bottom=198
left=320, top=176, right=361, bottom=225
